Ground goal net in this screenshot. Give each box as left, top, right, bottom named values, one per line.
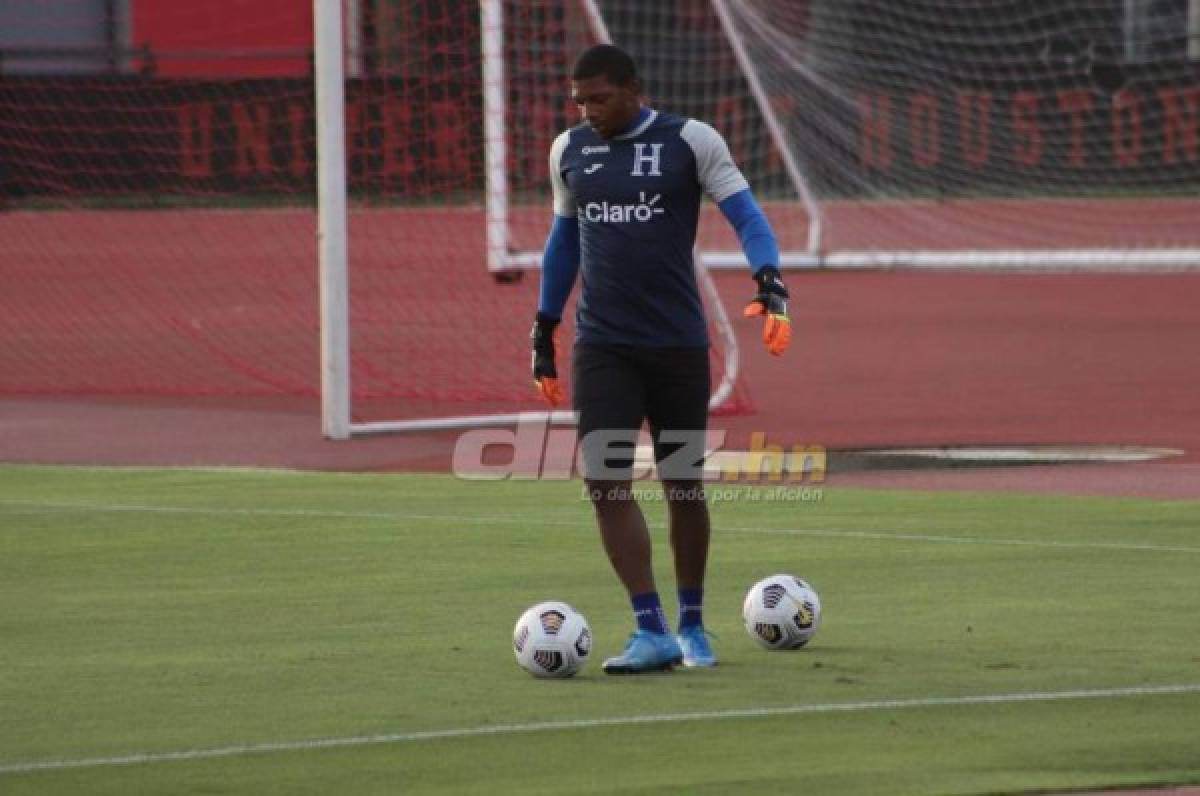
left=0, top=0, right=751, bottom=437
left=326, top=0, right=752, bottom=434
left=5, top=1, right=1197, bottom=438
left=519, top=0, right=1198, bottom=270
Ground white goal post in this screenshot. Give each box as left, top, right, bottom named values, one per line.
left=314, top=0, right=351, bottom=440
left=317, top=0, right=746, bottom=437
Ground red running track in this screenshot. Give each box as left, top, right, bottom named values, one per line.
left=1, top=204, right=1199, bottom=497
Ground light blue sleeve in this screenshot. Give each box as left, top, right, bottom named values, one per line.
left=718, top=189, right=780, bottom=275
left=537, top=215, right=581, bottom=320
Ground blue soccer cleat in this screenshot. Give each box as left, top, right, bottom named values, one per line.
left=676, top=625, right=718, bottom=667
left=602, top=629, right=684, bottom=675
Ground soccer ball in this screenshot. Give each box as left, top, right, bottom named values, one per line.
left=512, top=601, right=592, bottom=678
left=742, top=574, right=822, bottom=650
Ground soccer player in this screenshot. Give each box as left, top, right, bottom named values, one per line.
left=530, top=44, right=790, bottom=674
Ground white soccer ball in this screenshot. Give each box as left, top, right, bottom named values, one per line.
left=513, top=601, right=592, bottom=678
left=743, top=574, right=822, bottom=650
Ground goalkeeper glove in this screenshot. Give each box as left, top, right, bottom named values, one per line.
left=743, top=265, right=791, bottom=356
left=531, top=312, right=564, bottom=407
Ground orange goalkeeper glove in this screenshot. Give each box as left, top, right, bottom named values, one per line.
left=743, top=266, right=791, bottom=356
left=531, top=312, right=564, bottom=407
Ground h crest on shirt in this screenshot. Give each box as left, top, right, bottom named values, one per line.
left=630, top=142, right=663, bottom=177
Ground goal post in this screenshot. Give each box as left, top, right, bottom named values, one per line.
left=326, top=0, right=751, bottom=436
left=314, top=0, right=351, bottom=440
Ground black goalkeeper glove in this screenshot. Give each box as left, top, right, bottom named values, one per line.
left=743, top=265, right=791, bottom=356
left=530, top=312, right=564, bottom=407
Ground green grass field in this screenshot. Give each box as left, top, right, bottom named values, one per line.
left=1, top=465, right=1198, bottom=795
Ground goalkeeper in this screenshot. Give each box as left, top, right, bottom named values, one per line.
left=530, top=44, right=789, bottom=674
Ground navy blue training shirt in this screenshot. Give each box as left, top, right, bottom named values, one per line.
left=548, top=109, right=751, bottom=348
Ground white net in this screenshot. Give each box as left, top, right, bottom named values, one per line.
left=502, top=0, right=1200, bottom=267
left=717, top=0, right=1200, bottom=263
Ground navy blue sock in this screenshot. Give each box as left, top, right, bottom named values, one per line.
left=631, top=592, right=669, bottom=635
left=678, top=587, right=704, bottom=630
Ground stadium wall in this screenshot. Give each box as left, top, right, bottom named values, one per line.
left=2, top=73, right=1198, bottom=200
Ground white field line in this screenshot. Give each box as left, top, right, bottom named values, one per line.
left=2, top=683, right=1198, bottom=776
left=2, top=498, right=1199, bottom=555
left=719, top=525, right=1200, bottom=555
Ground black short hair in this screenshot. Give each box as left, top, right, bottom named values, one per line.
left=571, top=44, right=639, bottom=86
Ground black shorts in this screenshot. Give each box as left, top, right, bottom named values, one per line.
left=572, top=343, right=710, bottom=482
